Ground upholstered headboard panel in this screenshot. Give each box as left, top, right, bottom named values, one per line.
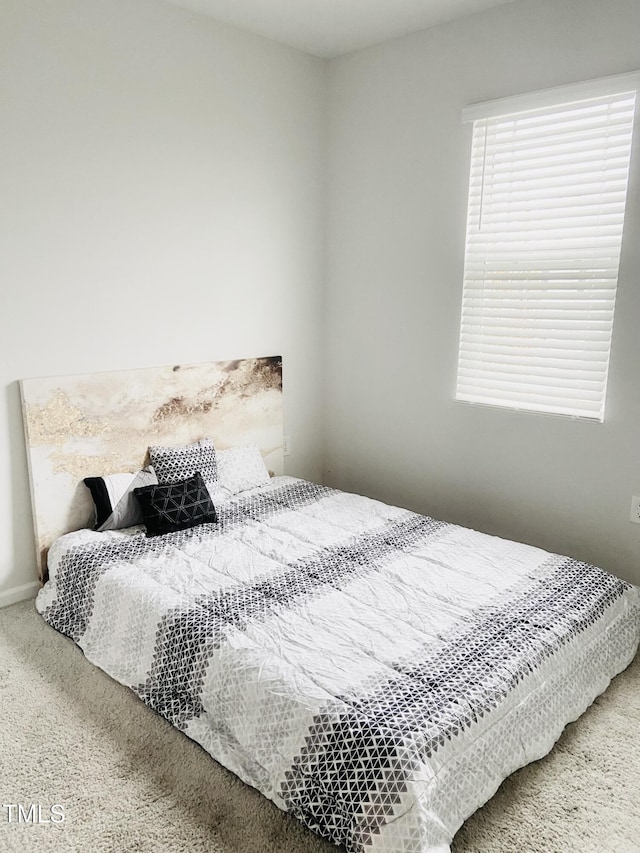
left=20, top=356, right=283, bottom=581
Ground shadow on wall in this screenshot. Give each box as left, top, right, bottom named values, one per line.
left=5, top=381, right=37, bottom=588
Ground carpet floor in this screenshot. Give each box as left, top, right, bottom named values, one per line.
left=1, top=599, right=639, bottom=853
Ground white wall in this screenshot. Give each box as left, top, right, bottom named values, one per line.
left=325, top=0, right=640, bottom=583
left=3, top=0, right=640, bottom=602
left=0, top=0, right=326, bottom=599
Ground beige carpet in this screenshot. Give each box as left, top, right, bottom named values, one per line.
left=1, top=599, right=639, bottom=853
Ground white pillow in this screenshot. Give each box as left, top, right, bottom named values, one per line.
left=216, top=445, right=270, bottom=496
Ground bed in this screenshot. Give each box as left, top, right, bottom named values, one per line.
left=22, top=359, right=640, bottom=853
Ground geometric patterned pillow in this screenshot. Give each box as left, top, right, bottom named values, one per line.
left=133, top=471, right=217, bottom=537
left=148, top=437, right=217, bottom=486
left=84, top=466, right=158, bottom=531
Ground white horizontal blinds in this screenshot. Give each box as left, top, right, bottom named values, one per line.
left=457, top=81, right=637, bottom=420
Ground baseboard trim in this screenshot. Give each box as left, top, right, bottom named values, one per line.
left=0, top=581, right=40, bottom=609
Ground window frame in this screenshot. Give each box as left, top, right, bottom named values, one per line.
left=455, top=72, right=639, bottom=422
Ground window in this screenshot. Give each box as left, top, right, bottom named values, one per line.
left=456, top=73, right=638, bottom=421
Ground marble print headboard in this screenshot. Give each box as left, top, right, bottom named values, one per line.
left=20, top=356, right=283, bottom=582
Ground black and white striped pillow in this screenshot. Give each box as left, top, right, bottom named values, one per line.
left=84, top=466, right=158, bottom=531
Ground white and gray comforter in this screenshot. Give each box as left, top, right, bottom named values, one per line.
left=36, top=477, right=640, bottom=853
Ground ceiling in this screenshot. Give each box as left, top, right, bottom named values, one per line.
left=162, top=0, right=520, bottom=58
